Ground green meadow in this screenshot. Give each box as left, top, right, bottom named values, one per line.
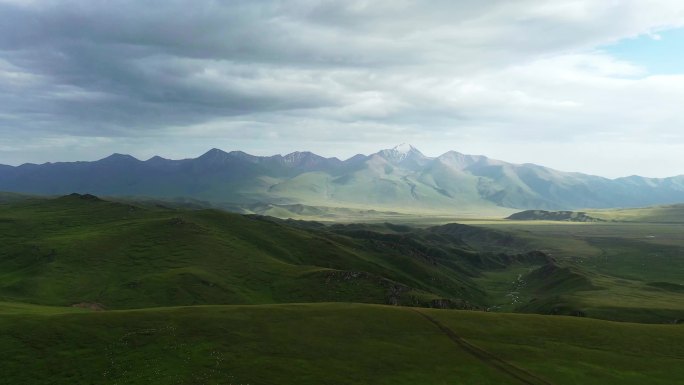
left=1, top=195, right=683, bottom=384
left=2, top=303, right=683, bottom=385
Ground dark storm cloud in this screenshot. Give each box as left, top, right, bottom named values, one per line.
left=0, top=0, right=362, bottom=136
left=0, top=0, right=635, bottom=137
left=0, top=0, right=667, bottom=136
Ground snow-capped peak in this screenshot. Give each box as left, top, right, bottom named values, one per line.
left=393, top=143, right=414, bottom=154
left=377, top=143, right=425, bottom=164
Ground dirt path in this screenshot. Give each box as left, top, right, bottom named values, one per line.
left=414, top=310, right=555, bottom=385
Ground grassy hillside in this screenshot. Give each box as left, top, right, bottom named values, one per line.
left=471, top=220, right=684, bottom=323
left=1, top=302, right=683, bottom=385
left=2, top=195, right=684, bottom=383
left=0, top=194, right=543, bottom=311
left=2, top=194, right=684, bottom=323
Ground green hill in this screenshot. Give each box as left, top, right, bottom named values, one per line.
left=1, top=302, right=683, bottom=385
left=3, top=194, right=683, bottom=324
left=0, top=194, right=544, bottom=311
left=2, top=195, right=684, bottom=383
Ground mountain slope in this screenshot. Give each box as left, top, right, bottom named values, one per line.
left=1, top=144, right=684, bottom=212
left=0, top=195, right=544, bottom=310
left=2, top=195, right=683, bottom=324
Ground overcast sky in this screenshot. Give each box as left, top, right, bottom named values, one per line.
left=1, top=0, right=684, bottom=178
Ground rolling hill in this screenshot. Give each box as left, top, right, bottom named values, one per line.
left=2, top=195, right=684, bottom=383
left=2, top=144, right=684, bottom=214
left=2, top=194, right=683, bottom=323
left=506, top=210, right=604, bottom=222
left=0, top=194, right=547, bottom=311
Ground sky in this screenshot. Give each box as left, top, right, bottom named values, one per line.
left=1, top=0, right=684, bottom=178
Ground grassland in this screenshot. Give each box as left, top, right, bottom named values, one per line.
left=587, top=204, right=684, bottom=223
left=2, top=194, right=683, bottom=323
left=459, top=219, right=684, bottom=323
left=0, top=194, right=537, bottom=311
left=2, top=195, right=684, bottom=383
left=1, top=302, right=682, bottom=385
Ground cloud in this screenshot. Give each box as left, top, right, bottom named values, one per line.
left=1, top=0, right=684, bottom=177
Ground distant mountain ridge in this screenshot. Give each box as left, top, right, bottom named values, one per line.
left=1, top=144, right=684, bottom=213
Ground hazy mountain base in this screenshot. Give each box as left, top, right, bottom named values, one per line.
left=587, top=204, right=684, bottom=223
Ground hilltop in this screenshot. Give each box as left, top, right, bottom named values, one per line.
left=507, top=210, right=604, bottom=222
left=0, top=194, right=542, bottom=310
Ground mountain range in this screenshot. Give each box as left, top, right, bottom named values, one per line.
left=1, top=144, right=683, bottom=213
